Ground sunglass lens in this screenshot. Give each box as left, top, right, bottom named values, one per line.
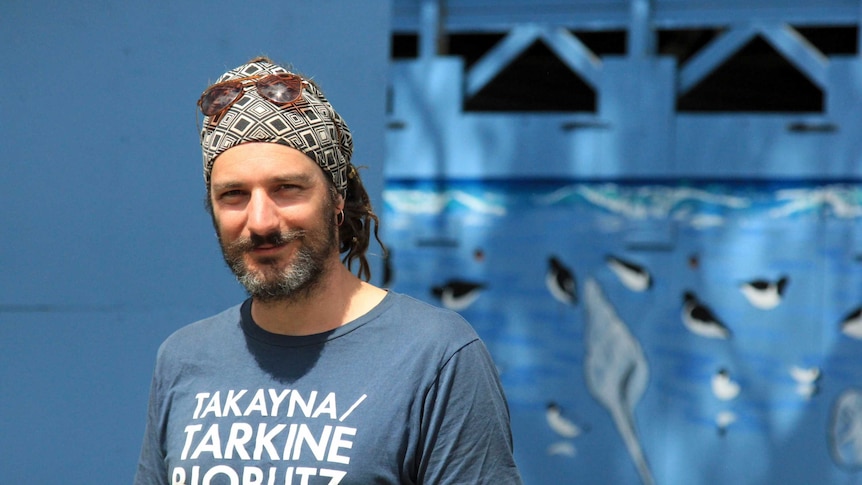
left=200, top=85, right=243, bottom=116
left=257, top=75, right=302, bottom=104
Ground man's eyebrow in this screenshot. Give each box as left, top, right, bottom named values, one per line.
left=211, top=181, right=244, bottom=193
left=211, top=173, right=316, bottom=192
left=270, top=173, right=315, bottom=185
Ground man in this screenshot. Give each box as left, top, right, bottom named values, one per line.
left=134, top=56, right=522, bottom=484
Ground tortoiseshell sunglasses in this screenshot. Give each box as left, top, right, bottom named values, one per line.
left=197, top=73, right=307, bottom=127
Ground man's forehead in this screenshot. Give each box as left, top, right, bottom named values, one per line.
left=210, top=143, right=328, bottom=184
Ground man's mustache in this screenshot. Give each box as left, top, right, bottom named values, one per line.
left=226, top=229, right=307, bottom=252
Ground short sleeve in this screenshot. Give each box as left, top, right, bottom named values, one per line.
left=134, top=357, right=169, bottom=484
left=416, top=339, right=523, bottom=484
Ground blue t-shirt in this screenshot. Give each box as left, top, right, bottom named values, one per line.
left=134, top=292, right=522, bottom=484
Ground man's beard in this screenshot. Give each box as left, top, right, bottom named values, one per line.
left=219, top=218, right=338, bottom=303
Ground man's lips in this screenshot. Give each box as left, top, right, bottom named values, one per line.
left=251, top=243, right=286, bottom=254
left=249, top=238, right=301, bottom=257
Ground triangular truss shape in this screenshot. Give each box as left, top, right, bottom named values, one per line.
left=678, top=33, right=824, bottom=112
left=460, top=26, right=601, bottom=113
left=465, top=39, right=596, bottom=112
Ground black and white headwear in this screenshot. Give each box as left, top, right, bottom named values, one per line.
left=199, top=57, right=352, bottom=194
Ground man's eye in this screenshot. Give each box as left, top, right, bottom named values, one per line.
left=219, top=190, right=245, bottom=200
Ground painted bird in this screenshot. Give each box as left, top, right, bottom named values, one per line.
left=790, top=365, right=821, bottom=384
left=547, top=441, right=577, bottom=457
left=840, top=306, right=862, bottom=339
left=545, top=402, right=584, bottom=439
left=715, top=410, right=737, bottom=436
left=682, top=291, right=732, bottom=339
left=711, top=368, right=741, bottom=401
left=739, top=275, right=789, bottom=310
left=606, top=255, right=652, bottom=292
left=790, top=365, right=821, bottom=400
left=546, top=256, right=577, bottom=305
left=431, top=279, right=486, bottom=311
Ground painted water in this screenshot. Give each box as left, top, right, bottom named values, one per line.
left=383, top=179, right=862, bottom=485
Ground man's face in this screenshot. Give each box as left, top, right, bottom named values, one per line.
left=208, top=142, right=342, bottom=302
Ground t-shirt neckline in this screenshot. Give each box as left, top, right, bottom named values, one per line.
left=239, top=291, right=395, bottom=348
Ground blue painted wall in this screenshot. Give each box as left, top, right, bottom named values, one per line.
left=383, top=177, right=862, bottom=485
left=0, top=1, right=390, bottom=483
left=382, top=2, right=862, bottom=484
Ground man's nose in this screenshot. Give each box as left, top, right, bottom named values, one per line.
left=246, top=190, right=280, bottom=235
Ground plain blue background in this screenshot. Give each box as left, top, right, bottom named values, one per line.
left=0, top=2, right=390, bottom=482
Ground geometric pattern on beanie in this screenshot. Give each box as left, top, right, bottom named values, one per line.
left=199, top=58, right=353, bottom=193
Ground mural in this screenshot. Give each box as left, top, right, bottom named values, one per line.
left=383, top=178, right=862, bottom=484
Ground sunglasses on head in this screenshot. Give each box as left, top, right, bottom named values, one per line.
left=197, top=72, right=307, bottom=127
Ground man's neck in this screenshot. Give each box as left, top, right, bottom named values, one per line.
left=249, top=264, right=385, bottom=336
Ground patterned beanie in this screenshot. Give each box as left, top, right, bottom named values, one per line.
left=199, top=57, right=353, bottom=193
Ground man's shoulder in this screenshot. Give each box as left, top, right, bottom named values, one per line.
left=381, top=291, right=480, bottom=341
left=157, top=303, right=243, bottom=356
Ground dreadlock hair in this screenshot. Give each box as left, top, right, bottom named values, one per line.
left=338, top=164, right=386, bottom=281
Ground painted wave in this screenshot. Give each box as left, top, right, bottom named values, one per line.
left=384, top=182, right=862, bottom=226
